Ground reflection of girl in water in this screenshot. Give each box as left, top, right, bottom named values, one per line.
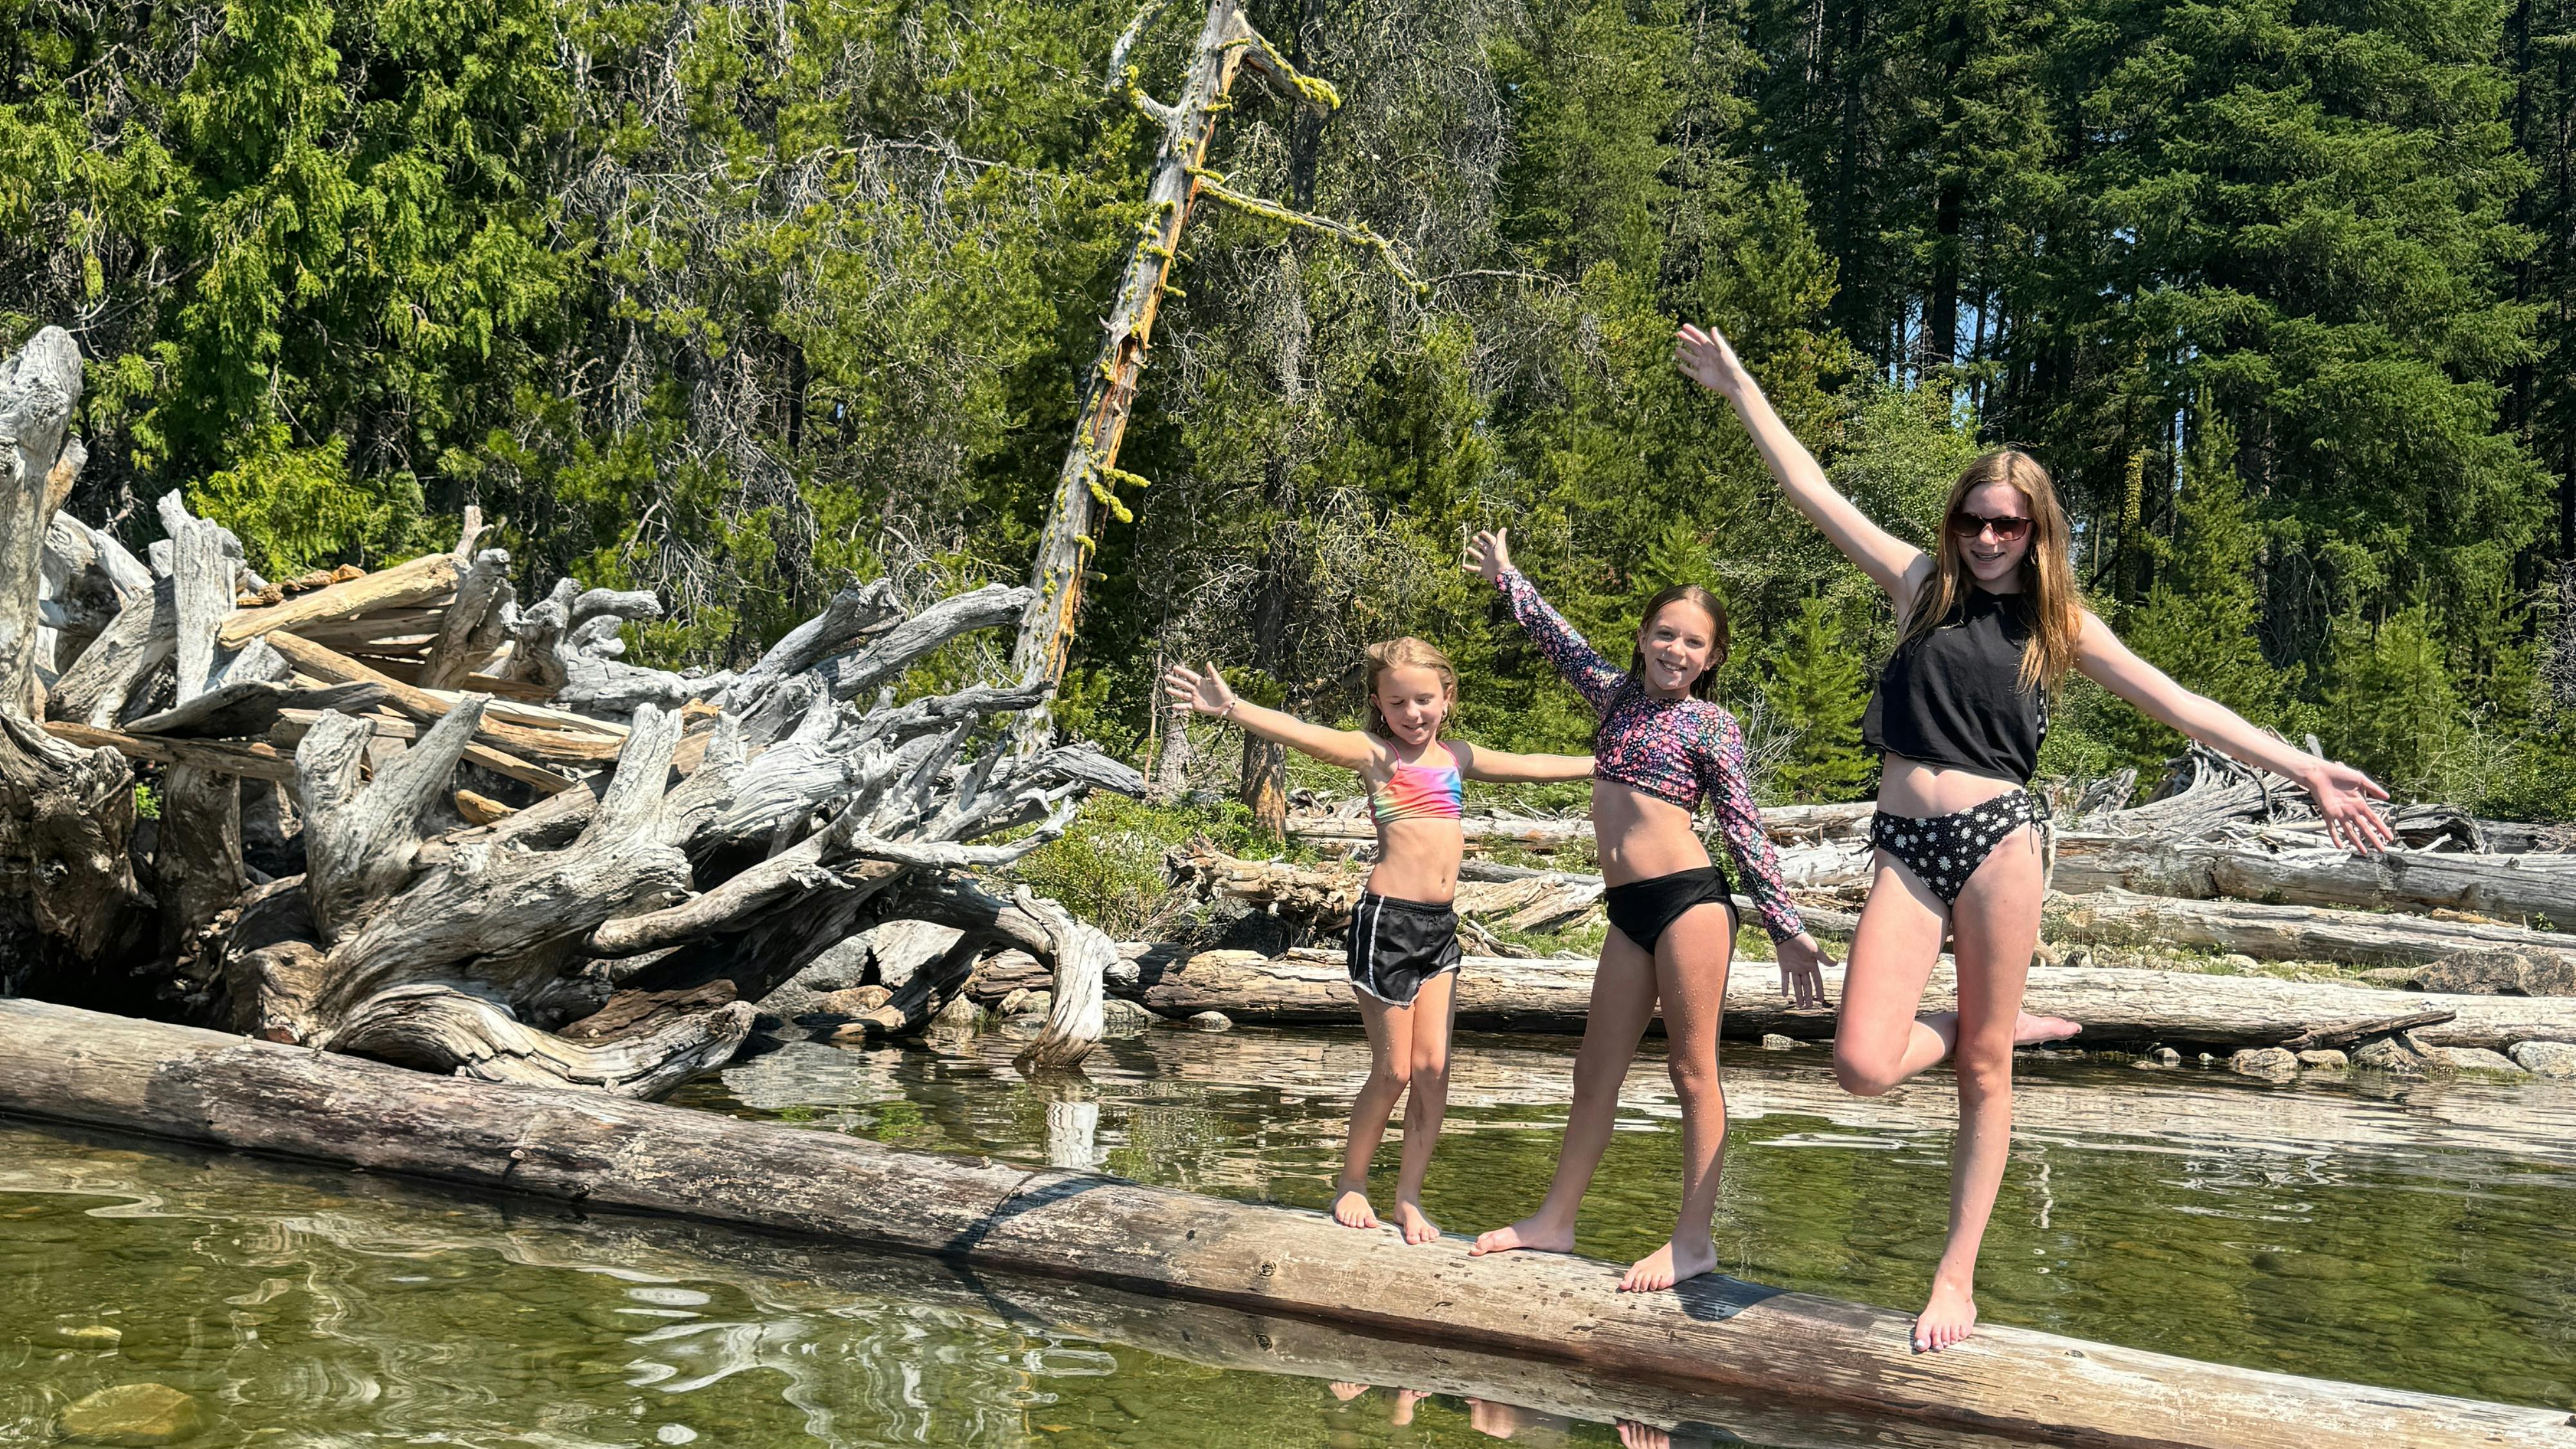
left=1168, top=641, right=1591, bottom=1244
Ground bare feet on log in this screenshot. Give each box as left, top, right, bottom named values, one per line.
left=2014, top=1010, right=2082, bottom=1045
left=1913, top=1273, right=1979, bottom=1352
left=1618, top=1235, right=1716, bottom=1293
left=1618, top=1421, right=1674, bottom=1449
left=1468, top=1213, right=1574, bottom=1258
left=1331, top=1182, right=1378, bottom=1230
left=1393, top=1197, right=1440, bottom=1245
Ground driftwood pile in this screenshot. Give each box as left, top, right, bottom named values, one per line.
left=0, top=327, right=1141, bottom=1096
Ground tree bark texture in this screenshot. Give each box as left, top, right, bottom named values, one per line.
left=5, top=998, right=2568, bottom=1449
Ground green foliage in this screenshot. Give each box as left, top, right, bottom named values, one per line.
left=1762, top=596, right=1875, bottom=802
left=0, top=0, right=2565, bottom=825
left=1007, top=795, right=1283, bottom=942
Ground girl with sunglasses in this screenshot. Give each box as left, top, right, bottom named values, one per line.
left=1673, top=321, right=2396, bottom=1352
left=1460, top=529, right=1832, bottom=1293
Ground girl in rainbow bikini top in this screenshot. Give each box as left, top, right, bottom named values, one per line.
left=1165, top=639, right=1593, bottom=1248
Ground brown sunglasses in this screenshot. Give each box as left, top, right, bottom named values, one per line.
left=1949, top=510, right=2033, bottom=543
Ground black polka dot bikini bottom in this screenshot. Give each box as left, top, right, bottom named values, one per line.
left=1868, top=790, right=2050, bottom=905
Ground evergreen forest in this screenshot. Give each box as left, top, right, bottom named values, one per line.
left=6, top=0, right=2573, bottom=817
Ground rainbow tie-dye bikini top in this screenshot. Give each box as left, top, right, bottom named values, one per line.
left=1370, top=753, right=1464, bottom=825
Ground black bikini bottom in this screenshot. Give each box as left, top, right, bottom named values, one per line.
left=1603, top=866, right=1736, bottom=952
left=1870, top=790, right=2049, bottom=905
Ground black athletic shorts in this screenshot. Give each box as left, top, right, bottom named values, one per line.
left=1347, top=892, right=1463, bottom=1007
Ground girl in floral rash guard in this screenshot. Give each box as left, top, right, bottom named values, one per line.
left=1463, top=528, right=1832, bottom=1294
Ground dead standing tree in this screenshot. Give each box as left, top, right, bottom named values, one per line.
left=1010, top=0, right=1416, bottom=737
left=0, top=327, right=1144, bottom=1089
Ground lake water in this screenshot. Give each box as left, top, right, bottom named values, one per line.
left=6, top=1020, right=2573, bottom=1446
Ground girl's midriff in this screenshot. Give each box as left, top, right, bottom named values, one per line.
left=1366, top=817, right=1465, bottom=903
left=1591, top=781, right=1712, bottom=886
left=1877, top=752, right=2027, bottom=817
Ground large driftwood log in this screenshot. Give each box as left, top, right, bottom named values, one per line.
left=5, top=999, right=2570, bottom=1449
left=3, top=322, right=1142, bottom=1097
left=2054, top=833, right=2576, bottom=924
left=968, top=944, right=2576, bottom=1051
left=2046, top=887, right=2576, bottom=971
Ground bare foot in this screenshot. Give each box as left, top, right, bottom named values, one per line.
left=1618, top=1236, right=1716, bottom=1293
left=1618, top=1421, right=1672, bottom=1449
left=1332, top=1184, right=1379, bottom=1230
left=1390, top=1388, right=1426, bottom=1426
left=1329, top=1381, right=1369, bottom=1403
left=1912, top=1276, right=1979, bottom=1352
left=2014, top=1011, right=2081, bottom=1046
left=1394, top=1197, right=1441, bottom=1245
left=1468, top=1215, right=1574, bottom=1257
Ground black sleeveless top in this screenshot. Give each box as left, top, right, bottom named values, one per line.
left=1862, top=587, right=2049, bottom=784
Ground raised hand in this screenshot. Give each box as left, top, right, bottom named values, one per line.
left=1463, top=527, right=1513, bottom=584
left=2304, top=759, right=2396, bottom=854
left=1162, top=661, right=1239, bottom=719
left=1672, top=323, right=1750, bottom=399
left=1776, top=932, right=1832, bottom=1010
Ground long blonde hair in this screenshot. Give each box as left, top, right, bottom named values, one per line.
left=1363, top=637, right=1459, bottom=737
left=1902, top=450, right=2083, bottom=692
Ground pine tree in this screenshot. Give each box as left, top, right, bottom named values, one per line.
left=2102, top=415, right=2282, bottom=771
left=1763, top=595, right=1875, bottom=801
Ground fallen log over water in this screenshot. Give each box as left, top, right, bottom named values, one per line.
left=969, top=946, right=2576, bottom=1050
left=6, top=1000, right=2568, bottom=1449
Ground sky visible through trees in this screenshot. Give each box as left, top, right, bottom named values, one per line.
left=3, top=0, right=2570, bottom=815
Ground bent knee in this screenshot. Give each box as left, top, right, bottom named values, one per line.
left=1833, top=1045, right=1902, bottom=1097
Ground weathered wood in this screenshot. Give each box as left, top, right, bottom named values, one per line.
left=214, top=551, right=462, bottom=649
left=1010, top=0, right=1338, bottom=699
left=48, top=576, right=175, bottom=727
left=0, top=327, right=84, bottom=715
left=125, top=680, right=386, bottom=739
left=417, top=547, right=514, bottom=689
left=2045, top=886, right=2576, bottom=970
left=1290, top=800, right=1879, bottom=854
left=969, top=944, right=2576, bottom=1050
left=2279, top=1009, right=2458, bottom=1052
left=266, top=630, right=620, bottom=768
left=42, top=719, right=298, bottom=782
left=3, top=999, right=2567, bottom=1449
left=2056, top=832, right=2576, bottom=925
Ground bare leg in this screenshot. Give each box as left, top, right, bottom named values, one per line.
left=1622, top=902, right=1732, bottom=1292
left=1832, top=853, right=1951, bottom=1097
left=1915, top=828, right=2046, bottom=1352
left=1336, top=992, right=1412, bottom=1229
left=1470, top=929, right=1658, bottom=1256
left=1392, top=969, right=1459, bottom=1245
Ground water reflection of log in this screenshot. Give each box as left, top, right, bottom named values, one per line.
left=0, top=1121, right=2004, bottom=1449
left=969, top=945, right=2576, bottom=1051
left=13, top=1001, right=2569, bottom=1449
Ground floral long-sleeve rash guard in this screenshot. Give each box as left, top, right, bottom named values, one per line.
left=1495, top=567, right=1806, bottom=942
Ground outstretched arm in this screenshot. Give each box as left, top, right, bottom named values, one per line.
left=1449, top=740, right=1595, bottom=784
left=2073, top=614, right=2395, bottom=853
left=1463, top=529, right=1630, bottom=712
left=1163, top=662, right=1385, bottom=773
left=1674, top=323, right=1928, bottom=605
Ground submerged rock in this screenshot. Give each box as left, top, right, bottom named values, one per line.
left=58, top=1383, right=204, bottom=1444
left=1759, top=1034, right=1795, bottom=1051
left=2228, top=1047, right=2298, bottom=1079
left=2352, top=1030, right=2444, bottom=1075
left=1188, top=1010, right=1233, bottom=1032
left=1100, top=997, right=1156, bottom=1034
left=2510, top=1041, right=2576, bottom=1078
left=2146, top=1046, right=2181, bottom=1067
left=52, top=1323, right=122, bottom=1349
left=2295, top=1049, right=2350, bottom=1070
left=2432, top=1046, right=2530, bottom=1077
